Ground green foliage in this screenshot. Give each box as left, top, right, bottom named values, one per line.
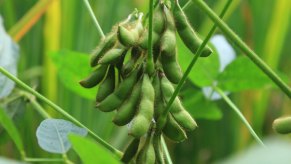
left=0, top=106, right=24, bottom=154
left=178, top=37, right=220, bottom=87
left=50, top=50, right=97, bottom=100
left=69, top=134, right=120, bottom=164
left=181, top=91, right=222, bottom=120
left=217, top=56, right=273, bottom=91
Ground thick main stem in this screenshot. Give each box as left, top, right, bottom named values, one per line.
left=0, top=66, right=122, bottom=158
left=192, top=0, right=291, bottom=98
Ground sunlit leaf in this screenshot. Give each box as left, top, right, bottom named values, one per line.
left=50, top=50, right=97, bottom=100
left=217, top=56, right=273, bottom=92
left=0, top=106, right=24, bottom=153
left=0, top=16, right=19, bottom=99
left=36, top=118, right=88, bottom=154
left=178, top=36, right=220, bottom=87
left=181, top=90, right=222, bottom=120
left=69, top=134, right=120, bottom=164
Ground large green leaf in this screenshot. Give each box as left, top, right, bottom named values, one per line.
left=217, top=56, right=273, bottom=92
left=181, top=89, right=222, bottom=120
left=177, top=37, right=220, bottom=87
left=0, top=106, right=24, bottom=154
left=50, top=50, right=97, bottom=100
left=69, top=134, right=120, bottom=164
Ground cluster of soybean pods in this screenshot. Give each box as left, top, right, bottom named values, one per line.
left=80, top=0, right=212, bottom=163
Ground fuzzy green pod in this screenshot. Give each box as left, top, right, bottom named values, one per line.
left=160, top=52, right=183, bottom=84
left=113, top=80, right=142, bottom=126
left=152, top=73, right=164, bottom=120
left=161, top=76, right=197, bottom=131
left=90, top=33, right=116, bottom=67
left=173, top=1, right=212, bottom=57
left=121, top=138, right=140, bottom=163
left=160, top=6, right=183, bottom=84
left=97, top=69, right=139, bottom=112
left=79, top=65, right=108, bottom=88
left=138, top=30, right=160, bottom=50
left=122, top=47, right=143, bottom=77
left=153, top=133, right=165, bottom=164
left=129, top=74, right=155, bottom=138
left=98, top=48, right=124, bottom=64
left=96, top=66, right=115, bottom=103
left=273, top=117, right=291, bottom=134
left=162, top=114, right=187, bottom=143
left=138, top=3, right=166, bottom=49
left=136, top=134, right=155, bottom=164
left=118, top=16, right=143, bottom=47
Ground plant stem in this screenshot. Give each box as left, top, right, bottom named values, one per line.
left=24, top=158, right=64, bottom=162
left=0, top=66, right=122, bottom=158
left=24, top=92, right=51, bottom=119
left=182, top=0, right=192, bottom=10
left=192, top=0, right=291, bottom=98
left=213, top=86, right=265, bottom=147
left=161, top=0, right=232, bottom=119
left=82, top=0, right=105, bottom=38
left=146, top=0, right=155, bottom=75
left=161, top=136, right=173, bottom=164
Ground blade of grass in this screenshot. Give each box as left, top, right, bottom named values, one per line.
left=159, top=0, right=232, bottom=126
left=213, top=86, right=265, bottom=147
left=192, top=0, right=291, bottom=98
left=8, top=0, right=53, bottom=42
left=0, top=66, right=122, bottom=158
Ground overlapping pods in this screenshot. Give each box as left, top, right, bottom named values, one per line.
left=80, top=1, right=211, bottom=163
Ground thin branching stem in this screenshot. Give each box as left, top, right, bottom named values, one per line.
left=182, top=0, right=192, bottom=10
left=146, top=0, right=155, bottom=75
left=0, top=66, right=122, bottom=158
left=192, top=0, right=291, bottom=98
left=213, top=86, right=265, bottom=147
left=82, top=0, right=105, bottom=38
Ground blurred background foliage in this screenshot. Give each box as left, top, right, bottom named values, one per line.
left=0, top=0, right=290, bottom=163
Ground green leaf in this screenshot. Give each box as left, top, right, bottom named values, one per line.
left=217, top=56, right=273, bottom=92
left=177, top=37, right=220, bottom=87
left=0, top=106, right=24, bottom=154
left=50, top=50, right=97, bottom=100
left=69, top=134, right=120, bottom=164
left=181, top=90, right=222, bottom=120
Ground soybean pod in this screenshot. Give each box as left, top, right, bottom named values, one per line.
left=97, top=68, right=139, bottom=112
left=118, top=13, right=144, bottom=47
left=273, top=117, right=291, bottom=134
left=79, top=65, right=108, bottom=88
left=96, top=66, right=115, bottom=103
left=121, top=138, right=140, bottom=163
left=129, top=74, right=155, bottom=138
left=136, top=132, right=155, bottom=164
left=90, top=33, right=116, bottom=67
left=162, top=114, right=187, bottom=143
left=113, top=79, right=142, bottom=126
left=160, top=5, right=183, bottom=84
left=161, top=75, right=197, bottom=131
left=173, top=0, right=212, bottom=57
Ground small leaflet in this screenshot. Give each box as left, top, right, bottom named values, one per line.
left=36, top=118, right=88, bottom=154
